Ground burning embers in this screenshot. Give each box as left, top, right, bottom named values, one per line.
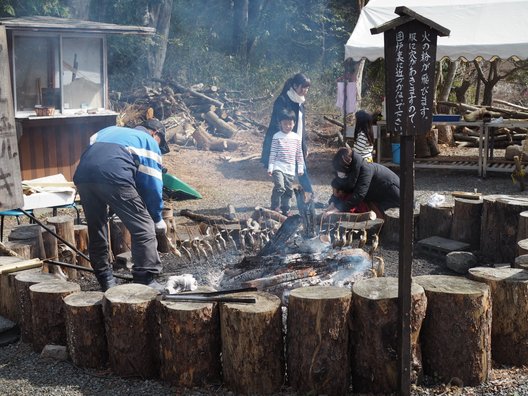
left=168, top=205, right=384, bottom=302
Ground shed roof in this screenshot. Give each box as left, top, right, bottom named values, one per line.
left=0, top=16, right=155, bottom=35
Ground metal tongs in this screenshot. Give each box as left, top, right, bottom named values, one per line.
left=161, top=286, right=257, bottom=303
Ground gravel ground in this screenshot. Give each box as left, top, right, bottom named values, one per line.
left=2, top=139, right=528, bottom=395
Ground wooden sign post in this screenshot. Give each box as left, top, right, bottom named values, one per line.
left=371, top=8, right=449, bottom=395
left=0, top=26, right=24, bottom=211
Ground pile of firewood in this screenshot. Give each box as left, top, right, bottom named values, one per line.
left=437, top=99, right=528, bottom=148
left=111, top=79, right=270, bottom=152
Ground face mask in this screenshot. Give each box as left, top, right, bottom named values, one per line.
left=337, top=172, right=347, bottom=179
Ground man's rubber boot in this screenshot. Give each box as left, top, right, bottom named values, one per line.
left=132, top=271, right=165, bottom=293
left=95, top=270, right=117, bottom=292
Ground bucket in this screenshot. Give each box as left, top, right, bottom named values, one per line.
left=391, top=143, right=401, bottom=164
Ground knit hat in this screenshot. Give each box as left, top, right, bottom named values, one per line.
left=142, top=118, right=169, bottom=154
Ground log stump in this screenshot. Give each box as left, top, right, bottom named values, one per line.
left=518, top=239, right=528, bottom=256
left=3, top=241, right=32, bottom=259
left=480, top=195, right=528, bottom=264
left=287, top=286, right=352, bottom=396
left=220, top=291, right=283, bottom=395
left=0, top=260, right=26, bottom=321
left=351, top=277, right=426, bottom=394
left=14, top=269, right=61, bottom=343
left=41, top=224, right=58, bottom=273
left=418, top=203, right=453, bottom=240
left=381, top=207, right=419, bottom=244
left=47, top=216, right=77, bottom=279
left=514, top=254, right=528, bottom=270
left=8, top=224, right=45, bottom=259
left=450, top=197, right=483, bottom=250
left=157, top=287, right=221, bottom=386
left=413, top=275, right=491, bottom=386
left=30, top=280, right=81, bottom=352
left=517, top=210, right=528, bottom=241
left=64, top=291, right=107, bottom=368
left=468, top=267, right=528, bottom=366
left=74, top=224, right=90, bottom=268
left=102, top=284, right=159, bottom=378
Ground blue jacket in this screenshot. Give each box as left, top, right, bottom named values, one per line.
left=73, top=126, right=164, bottom=222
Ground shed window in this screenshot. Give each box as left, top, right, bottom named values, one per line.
left=13, top=34, right=105, bottom=115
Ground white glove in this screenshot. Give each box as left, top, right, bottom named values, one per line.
left=155, top=219, right=167, bottom=235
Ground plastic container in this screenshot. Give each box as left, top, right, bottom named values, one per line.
left=391, top=143, right=401, bottom=164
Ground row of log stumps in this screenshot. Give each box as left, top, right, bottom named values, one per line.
left=4, top=264, right=528, bottom=393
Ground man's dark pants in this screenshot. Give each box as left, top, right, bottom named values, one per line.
left=76, top=183, right=161, bottom=277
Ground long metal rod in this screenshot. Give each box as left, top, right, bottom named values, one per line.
left=172, top=287, right=257, bottom=297
left=19, top=208, right=91, bottom=263
left=162, top=295, right=256, bottom=303
left=44, top=259, right=132, bottom=281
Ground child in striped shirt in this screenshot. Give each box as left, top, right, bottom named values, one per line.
left=268, top=109, right=304, bottom=215
left=353, top=110, right=375, bottom=162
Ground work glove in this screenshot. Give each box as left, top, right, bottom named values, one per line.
left=155, top=219, right=167, bottom=235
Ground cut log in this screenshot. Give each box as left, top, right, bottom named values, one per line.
left=102, top=284, right=159, bottom=378
left=220, top=291, right=283, bottom=395
left=517, top=210, right=528, bottom=241
left=8, top=224, right=45, bottom=259
left=418, top=203, right=454, bottom=240
left=0, top=258, right=34, bottom=321
left=519, top=239, right=528, bottom=256
left=480, top=195, right=511, bottom=264
left=468, top=267, right=528, bottom=366
left=252, top=206, right=287, bottom=223
left=30, top=280, right=81, bottom=353
left=41, top=224, right=58, bottom=273
left=180, top=209, right=238, bottom=225
left=481, top=196, right=528, bottom=264
left=380, top=207, right=419, bottom=244
left=46, top=216, right=77, bottom=279
left=351, top=277, right=426, bottom=394
left=109, top=218, right=130, bottom=258
left=258, top=215, right=302, bottom=256
left=3, top=241, right=32, bottom=259
left=14, top=269, right=61, bottom=343
left=287, top=286, right=352, bottom=396
left=157, top=286, right=221, bottom=386
left=64, top=291, right=107, bottom=368
left=73, top=225, right=90, bottom=268
left=414, top=275, right=491, bottom=386
left=450, top=198, right=483, bottom=250
left=203, top=111, right=237, bottom=138
left=515, top=254, right=528, bottom=270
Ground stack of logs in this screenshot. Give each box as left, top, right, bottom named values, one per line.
left=437, top=99, right=528, bottom=148
left=113, top=79, right=269, bottom=152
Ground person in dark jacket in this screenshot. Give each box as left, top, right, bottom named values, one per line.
left=331, top=146, right=400, bottom=215
left=73, top=118, right=170, bottom=292
left=261, top=73, right=314, bottom=196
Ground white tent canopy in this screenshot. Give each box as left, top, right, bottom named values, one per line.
left=345, top=0, right=528, bottom=61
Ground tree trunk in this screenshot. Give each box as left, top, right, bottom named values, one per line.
left=157, top=287, right=221, bottom=386
left=438, top=59, right=460, bottom=113
left=468, top=267, right=528, bottom=366
left=233, top=0, right=249, bottom=60
left=64, top=291, right=107, bottom=368
left=74, top=225, right=91, bottom=268
left=47, top=216, right=77, bottom=279
left=102, top=284, right=159, bottom=378
left=146, top=0, right=173, bottom=79
left=30, top=281, right=81, bottom=353
left=66, top=0, right=91, bottom=19
left=220, top=291, right=284, bottom=395
left=287, top=286, right=352, bottom=396
left=414, top=275, right=491, bottom=386
left=351, top=277, right=426, bottom=394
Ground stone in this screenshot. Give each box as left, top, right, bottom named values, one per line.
left=446, top=251, right=477, bottom=274
left=40, top=344, right=69, bottom=361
